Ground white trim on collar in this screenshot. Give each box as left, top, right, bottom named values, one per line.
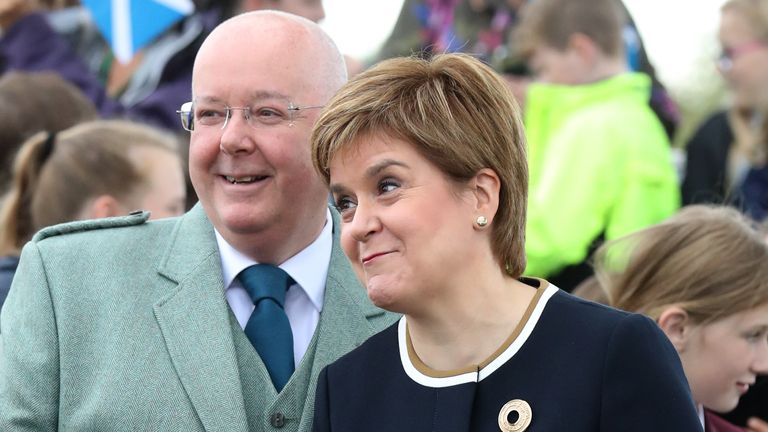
left=398, top=283, right=560, bottom=388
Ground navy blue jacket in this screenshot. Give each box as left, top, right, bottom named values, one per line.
left=314, top=283, right=702, bottom=431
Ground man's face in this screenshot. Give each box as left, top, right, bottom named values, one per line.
left=189, top=22, right=330, bottom=263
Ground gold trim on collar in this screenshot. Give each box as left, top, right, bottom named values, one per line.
left=405, top=279, right=549, bottom=378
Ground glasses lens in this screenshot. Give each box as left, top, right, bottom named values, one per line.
left=186, top=98, right=316, bottom=130
left=717, top=54, right=733, bottom=71
left=246, top=101, right=293, bottom=128
left=178, top=102, right=194, bottom=131
left=193, top=101, right=229, bottom=128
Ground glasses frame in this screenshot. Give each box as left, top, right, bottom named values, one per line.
left=176, top=100, right=324, bottom=132
left=717, top=40, right=768, bottom=71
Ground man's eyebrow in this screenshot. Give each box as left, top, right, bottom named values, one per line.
left=193, top=95, right=223, bottom=103
left=193, top=91, right=291, bottom=104
left=247, top=90, right=291, bottom=101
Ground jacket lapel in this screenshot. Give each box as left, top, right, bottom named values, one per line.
left=153, top=205, right=249, bottom=432
left=310, top=208, right=389, bottom=372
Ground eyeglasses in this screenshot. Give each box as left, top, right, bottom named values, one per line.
left=717, top=40, right=768, bottom=71
left=177, top=98, right=323, bottom=132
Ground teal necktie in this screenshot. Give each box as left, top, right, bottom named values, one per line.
left=238, top=264, right=295, bottom=392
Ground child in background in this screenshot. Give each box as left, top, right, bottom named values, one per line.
left=514, top=0, right=679, bottom=291
left=0, top=120, right=186, bottom=308
left=593, top=205, right=768, bottom=432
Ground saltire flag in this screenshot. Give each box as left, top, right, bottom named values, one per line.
left=81, top=0, right=195, bottom=63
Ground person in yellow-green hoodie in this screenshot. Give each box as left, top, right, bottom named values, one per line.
left=513, top=0, right=680, bottom=291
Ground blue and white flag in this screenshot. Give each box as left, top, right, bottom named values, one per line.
left=82, top=0, right=195, bottom=63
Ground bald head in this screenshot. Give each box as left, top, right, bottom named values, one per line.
left=194, top=10, right=347, bottom=102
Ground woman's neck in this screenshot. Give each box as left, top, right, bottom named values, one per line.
left=405, top=272, right=538, bottom=372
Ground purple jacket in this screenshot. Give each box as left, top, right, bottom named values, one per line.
left=705, top=411, right=745, bottom=432
left=0, top=11, right=218, bottom=130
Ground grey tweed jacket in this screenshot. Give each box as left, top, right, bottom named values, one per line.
left=0, top=204, right=395, bottom=431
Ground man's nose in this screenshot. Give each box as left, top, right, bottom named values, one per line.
left=219, top=109, right=256, bottom=155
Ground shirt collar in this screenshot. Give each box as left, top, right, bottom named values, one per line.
left=697, top=404, right=705, bottom=429
left=215, top=208, right=332, bottom=312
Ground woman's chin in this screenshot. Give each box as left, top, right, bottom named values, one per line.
left=703, top=395, right=740, bottom=415
left=366, top=279, right=401, bottom=312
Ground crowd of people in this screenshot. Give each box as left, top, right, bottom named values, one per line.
left=0, top=0, right=766, bottom=431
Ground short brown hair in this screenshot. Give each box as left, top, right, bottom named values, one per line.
left=514, top=0, right=626, bottom=58
left=0, top=120, right=180, bottom=255
left=312, top=53, right=529, bottom=277
left=594, top=205, right=768, bottom=324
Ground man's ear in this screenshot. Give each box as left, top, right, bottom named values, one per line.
left=469, top=168, right=501, bottom=225
left=657, top=306, right=693, bottom=352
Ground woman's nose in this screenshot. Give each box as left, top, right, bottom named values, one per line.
left=753, top=339, right=768, bottom=374
left=347, top=201, right=381, bottom=242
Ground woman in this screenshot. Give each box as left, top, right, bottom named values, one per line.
left=592, top=205, right=768, bottom=432
left=682, top=0, right=768, bottom=219
left=0, top=71, right=97, bottom=193
left=0, top=119, right=186, bottom=307
left=310, top=53, right=701, bottom=431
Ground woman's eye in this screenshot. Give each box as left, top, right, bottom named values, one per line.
left=745, top=329, right=767, bottom=342
left=334, top=196, right=357, bottom=213
left=378, top=179, right=399, bottom=194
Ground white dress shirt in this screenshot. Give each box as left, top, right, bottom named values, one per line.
left=215, top=209, right=332, bottom=366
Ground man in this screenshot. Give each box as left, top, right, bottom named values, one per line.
left=0, top=11, right=396, bottom=431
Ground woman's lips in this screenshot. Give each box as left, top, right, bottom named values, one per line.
left=736, top=382, right=752, bottom=395
left=362, top=251, right=393, bottom=265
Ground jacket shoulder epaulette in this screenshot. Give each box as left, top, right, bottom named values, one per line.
left=32, top=210, right=151, bottom=242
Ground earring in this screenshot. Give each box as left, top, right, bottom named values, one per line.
left=476, top=216, right=488, bottom=227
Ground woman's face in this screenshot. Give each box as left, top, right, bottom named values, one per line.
left=328, top=134, right=480, bottom=315
left=678, top=302, right=768, bottom=413
left=718, top=9, right=768, bottom=110
left=128, top=146, right=187, bottom=219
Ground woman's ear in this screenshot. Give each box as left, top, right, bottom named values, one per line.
left=657, top=306, right=693, bottom=352
left=88, top=194, right=126, bottom=219
left=469, top=168, right=501, bottom=224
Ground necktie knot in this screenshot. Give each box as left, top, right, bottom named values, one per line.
left=238, top=264, right=293, bottom=308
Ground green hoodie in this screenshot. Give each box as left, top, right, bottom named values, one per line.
left=524, top=72, right=680, bottom=280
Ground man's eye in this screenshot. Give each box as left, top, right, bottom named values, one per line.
left=254, top=107, right=285, bottom=118
left=197, top=109, right=225, bottom=119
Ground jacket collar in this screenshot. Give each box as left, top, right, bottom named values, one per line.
left=152, top=204, right=384, bottom=432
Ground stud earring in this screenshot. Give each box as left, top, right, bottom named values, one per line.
left=476, top=216, right=488, bottom=227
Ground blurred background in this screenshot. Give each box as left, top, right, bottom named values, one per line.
left=322, top=0, right=728, bottom=147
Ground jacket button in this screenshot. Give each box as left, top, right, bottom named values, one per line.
left=270, top=412, right=285, bottom=428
